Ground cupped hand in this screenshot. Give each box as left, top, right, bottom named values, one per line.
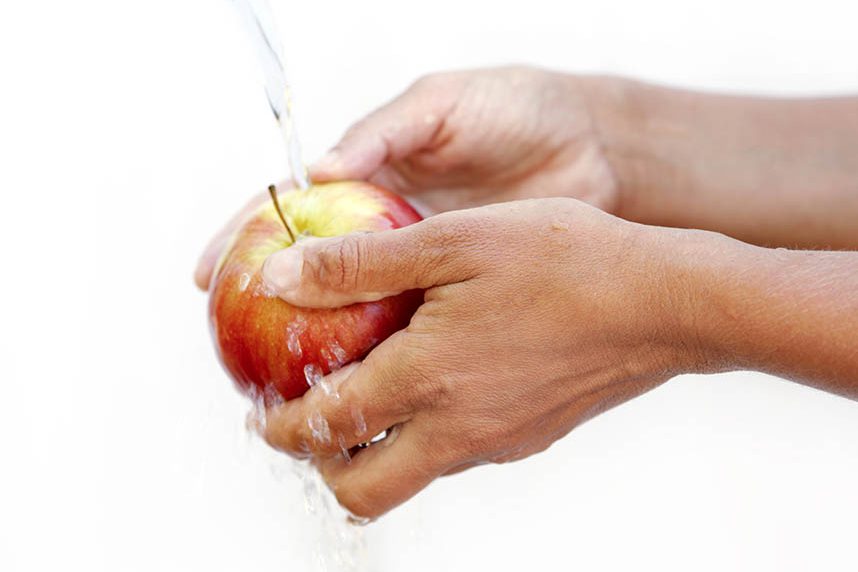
left=259, top=198, right=708, bottom=519
left=310, top=67, right=620, bottom=215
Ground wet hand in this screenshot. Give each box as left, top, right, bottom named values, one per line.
left=309, top=67, right=620, bottom=215
left=260, top=198, right=708, bottom=519
left=194, top=67, right=622, bottom=291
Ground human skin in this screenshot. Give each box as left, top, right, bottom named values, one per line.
left=195, top=67, right=858, bottom=518
left=194, top=67, right=858, bottom=285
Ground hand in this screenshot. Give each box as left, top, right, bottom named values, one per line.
left=194, top=67, right=624, bottom=291
left=309, top=67, right=621, bottom=216
left=259, top=198, right=708, bottom=519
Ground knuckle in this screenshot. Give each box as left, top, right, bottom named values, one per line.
left=263, top=417, right=309, bottom=456
left=266, top=408, right=337, bottom=458
left=310, top=237, right=364, bottom=292
left=410, top=369, right=456, bottom=411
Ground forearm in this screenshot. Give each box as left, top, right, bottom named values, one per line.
left=587, top=77, right=858, bottom=250
left=671, top=230, right=858, bottom=396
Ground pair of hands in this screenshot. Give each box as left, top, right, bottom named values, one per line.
left=194, top=68, right=732, bottom=518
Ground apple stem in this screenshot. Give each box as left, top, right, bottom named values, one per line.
left=268, top=184, right=297, bottom=243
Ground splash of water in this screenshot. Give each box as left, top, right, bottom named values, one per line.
left=247, top=395, right=369, bottom=571
left=308, top=410, right=332, bottom=446
left=290, top=459, right=368, bottom=571
left=304, top=363, right=324, bottom=388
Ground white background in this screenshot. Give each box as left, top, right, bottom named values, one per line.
left=1, top=1, right=857, bottom=571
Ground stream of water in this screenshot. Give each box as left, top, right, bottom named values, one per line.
left=232, top=0, right=311, bottom=190
left=230, top=1, right=370, bottom=570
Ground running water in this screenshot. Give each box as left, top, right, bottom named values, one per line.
left=289, top=459, right=369, bottom=571
left=246, top=396, right=370, bottom=572
left=229, top=2, right=372, bottom=570
left=232, top=0, right=311, bottom=190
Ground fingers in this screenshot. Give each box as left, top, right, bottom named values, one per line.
left=309, top=74, right=459, bottom=184
left=263, top=332, right=417, bottom=458
left=200, top=74, right=461, bottom=291
left=314, top=423, right=451, bottom=519
left=193, top=190, right=273, bottom=290
left=262, top=211, right=480, bottom=308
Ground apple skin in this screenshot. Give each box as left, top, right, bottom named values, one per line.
left=209, top=181, right=423, bottom=402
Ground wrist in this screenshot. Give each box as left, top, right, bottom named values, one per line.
left=575, top=76, right=665, bottom=223
left=655, top=226, right=784, bottom=375
left=579, top=75, right=738, bottom=232
left=586, top=219, right=728, bottom=379
left=620, top=224, right=720, bottom=376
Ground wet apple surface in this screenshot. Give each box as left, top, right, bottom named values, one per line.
left=209, top=182, right=423, bottom=402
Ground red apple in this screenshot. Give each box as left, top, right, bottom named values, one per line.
left=209, top=181, right=423, bottom=402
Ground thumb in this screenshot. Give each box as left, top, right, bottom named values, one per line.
left=262, top=215, right=476, bottom=308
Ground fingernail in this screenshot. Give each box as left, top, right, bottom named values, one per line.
left=263, top=247, right=303, bottom=295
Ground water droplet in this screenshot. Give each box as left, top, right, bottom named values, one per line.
left=304, top=363, right=323, bottom=387
left=351, top=407, right=367, bottom=437
left=346, top=513, right=373, bottom=527
left=320, top=349, right=334, bottom=370
left=238, top=272, right=251, bottom=292
left=286, top=315, right=307, bottom=357
left=329, top=339, right=348, bottom=366
left=244, top=386, right=267, bottom=435
left=287, top=335, right=302, bottom=357
left=263, top=383, right=283, bottom=407
left=319, top=378, right=339, bottom=399
left=308, top=411, right=331, bottom=445
left=320, top=339, right=349, bottom=371
left=338, top=433, right=351, bottom=464
left=253, top=280, right=277, bottom=298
